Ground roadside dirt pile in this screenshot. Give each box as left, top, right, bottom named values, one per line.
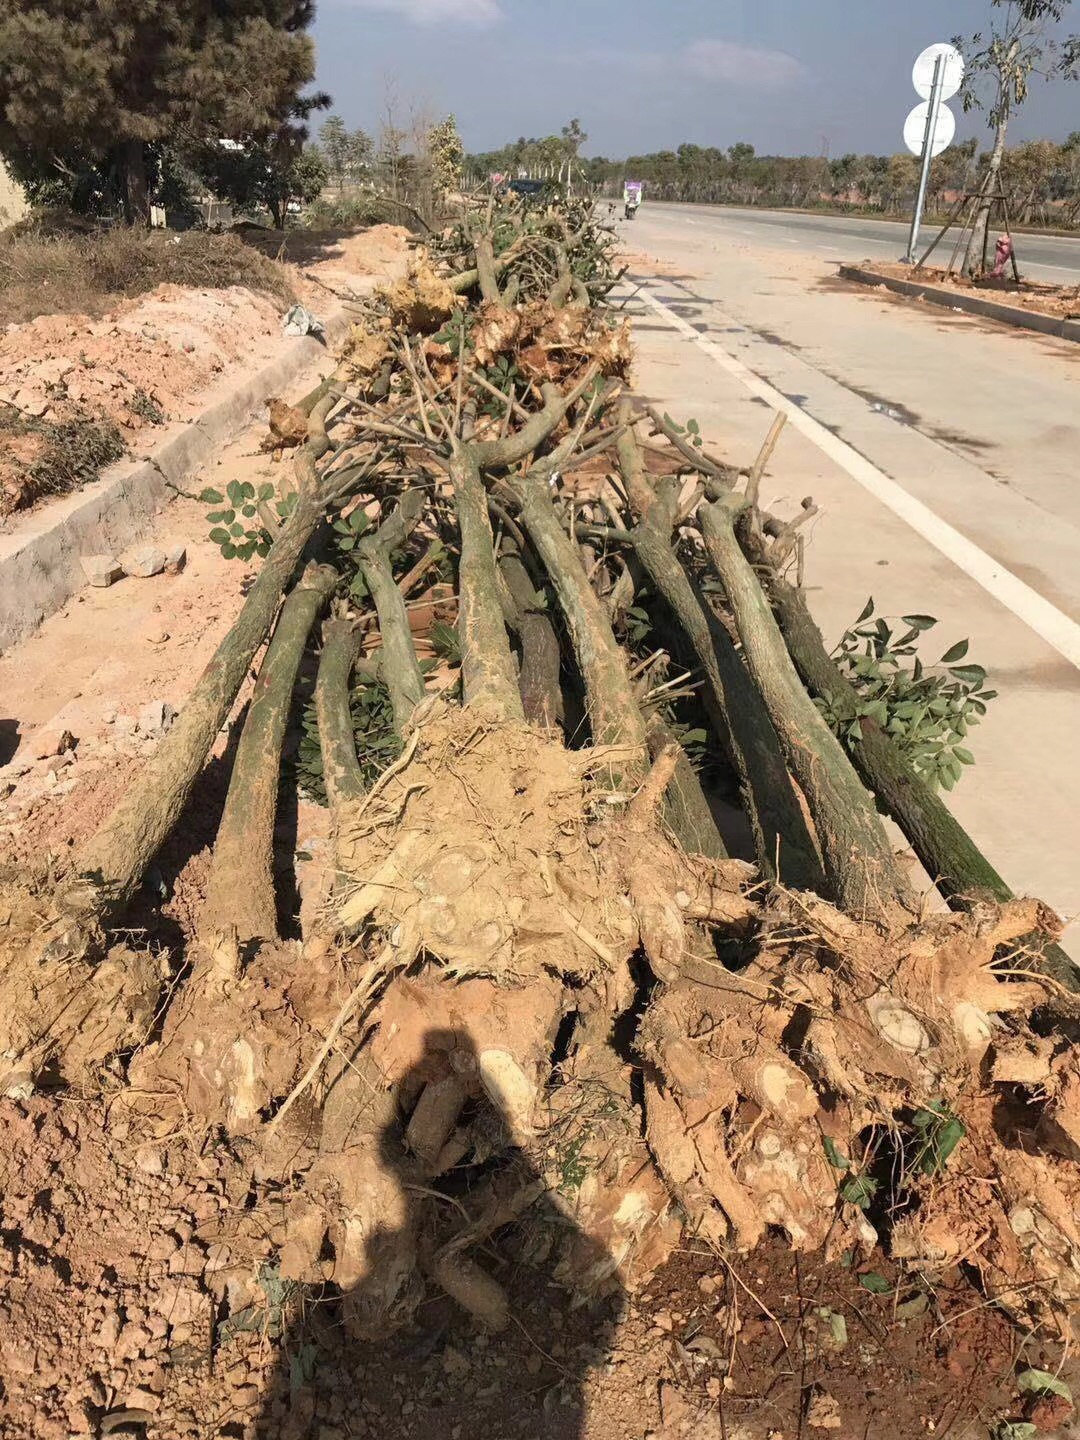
left=0, top=194, right=1076, bottom=1439
left=0, top=224, right=408, bottom=518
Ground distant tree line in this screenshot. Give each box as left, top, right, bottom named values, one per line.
left=464, top=134, right=1080, bottom=229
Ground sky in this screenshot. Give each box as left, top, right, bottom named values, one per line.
left=311, top=0, right=1080, bottom=158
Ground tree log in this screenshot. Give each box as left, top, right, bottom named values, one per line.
left=202, top=564, right=337, bottom=943
left=71, top=474, right=330, bottom=912
left=699, top=496, right=912, bottom=918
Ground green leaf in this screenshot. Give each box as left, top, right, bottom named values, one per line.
left=823, top=1137, right=850, bottom=1170
left=949, top=664, right=987, bottom=686
left=911, top=1107, right=965, bottom=1174
left=242, top=504, right=257, bottom=518
left=953, top=747, right=975, bottom=765
left=1016, top=1369, right=1072, bottom=1402
left=348, top=508, right=371, bottom=533
left=256, top=540, right=271, bottom=558
left=940, top=639, right=970, bottom=664
left=229, top=522, right=244, bottom=538
left=227, top=480, right=243, bottom=504
left=686, top=417, right=700, bottom=434
left=240, top=482, right=255, bottom=499
left=841, top=1175, right=879, bottom=1209
left=258, top=483, right=275, bottom=501
left=205, top=509, right=229, bottom=523
left=221, top=542, right=237, bottom=559
left=998, top=1425, right=1037, bottom=1440
left=901, top=614, right=937, bottom=630
left=856, top=596, right=875, bottom=623
left=209, top=527, right=231, bottom=544
left=858, top=1272, right=891, bottom=1294
left=198, top=487, right=224, bottom=504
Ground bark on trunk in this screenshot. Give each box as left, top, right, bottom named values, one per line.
left=71, top=483, right=327, bottom=911
left=119, top=139, right=150, bottom=227
left=644, top=713, right=728, bottom=861
left=451, top=451, right=525, bottom=722
left=316, top=618, right=367, bottom=814
left=357, top=493, right=427, bottom=736
left=699, top=497, right=912, bottom=919
left=497, top=543, right=563, bottom=730
left=202, top=564, right=337, bottom=943
left=513, top=470, right=647, bottom=752
left=616, top=423, right=824, bottom=890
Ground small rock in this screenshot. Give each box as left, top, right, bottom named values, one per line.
left=134, top=1145, right=164, bottom=1176
left=653, top=1310, right=673, bottom=1333
left=113, top=714, right=137, bottom=737
left=80, top=554, right=124, bottom=588
left=145, top=625, right=170, bottom=645
left=120, top=545, right=167, bottom=579
left=30, top=727, right=77, bottom=760
left=164, top=544, right=187, bottom=575
left=806, top=1390, right=842, bottom=1430
left=123, top=1389, right=161, bottom=1414
left=658, top=1382, right=688, bottom=1430
left=137, top=700, right=178, bottom=737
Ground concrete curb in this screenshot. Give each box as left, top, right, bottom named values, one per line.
left=0, top=305, right=354, bottom=655
left=838, top=264, right=1080, bottom=344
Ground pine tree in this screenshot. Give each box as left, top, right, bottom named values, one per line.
left=0, top=0, right=325, bottom=224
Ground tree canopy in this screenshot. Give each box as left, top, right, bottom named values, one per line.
left=0, top=0, right=326, bottom=222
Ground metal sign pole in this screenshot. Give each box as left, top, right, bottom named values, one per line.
left=906, top=54, right=945, bottom=262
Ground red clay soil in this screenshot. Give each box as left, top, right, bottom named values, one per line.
left=0, top=1094, right=1068, bottom=1440
left=0, top=226, right=408, bottom=517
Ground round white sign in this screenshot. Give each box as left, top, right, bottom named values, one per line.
left=912, top=42, right=965, bottom=101
left=903, top=100, right=956, bottom=158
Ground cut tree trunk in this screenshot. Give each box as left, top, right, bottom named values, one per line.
left=357, top=493, right=427, bottom=736
left=316, top=618, right=367, bottom=813
left=699, top=496, right=912, bottom=919
left=201, top=563, right=337, bottom=944
left=70, top=479, right=327, bottom=912
left=496, top=542, right=563, bottom=730
left=512, top=467, right=647, bottom=752
left=615, top=420, right=824, bottom=890
left=451, top=450, right=525, bottom=722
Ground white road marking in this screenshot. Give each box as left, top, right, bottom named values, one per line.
left=640, top=284, right=1080, bottom=670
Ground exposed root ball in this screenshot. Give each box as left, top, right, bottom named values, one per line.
left=380, top=257, right=457, bottom=333
left=0, top=882, right=158, bottom=1092
left=125, top=933, right=298, bottom=1134
left=333, top=706, right=753, bottom=988
left=640, top=893, right=1079, bottom=1329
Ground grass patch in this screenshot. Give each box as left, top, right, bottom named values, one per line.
left=0, top=400, right=126, bottom=516
left=0, top=219, right=295, bottom=327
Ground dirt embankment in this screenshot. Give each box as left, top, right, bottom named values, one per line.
left=0, top=224, right=408, bottom=517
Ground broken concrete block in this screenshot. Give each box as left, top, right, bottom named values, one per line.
left=137, top=700, right=178, bottom=737
left=80, top=554, right=123, bottom=588
left=119, top=545, right=167, bottom=579
left=164, top=544, right=187, bottom=575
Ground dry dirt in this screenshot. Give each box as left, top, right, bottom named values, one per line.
left=0, top=225, right=408, bottom=516
left=854, top=260, right=1080, bottom=322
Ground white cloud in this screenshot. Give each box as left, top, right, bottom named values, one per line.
left=682, top=39, right=805, bottom=90
left=348, top=0, right=501, bottom=23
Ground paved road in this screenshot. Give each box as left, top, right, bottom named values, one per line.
left=651, top=202, right=1080, bottom=284
left=622, top=204, right=1080, bottom=952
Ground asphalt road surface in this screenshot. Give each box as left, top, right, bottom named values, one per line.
left=621, top=203, right=1080, bottom=954
left=651, top=202, right=1080, bottom=284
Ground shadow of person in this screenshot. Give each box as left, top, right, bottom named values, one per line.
left=255, top=1026, right=627, bottom=1440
